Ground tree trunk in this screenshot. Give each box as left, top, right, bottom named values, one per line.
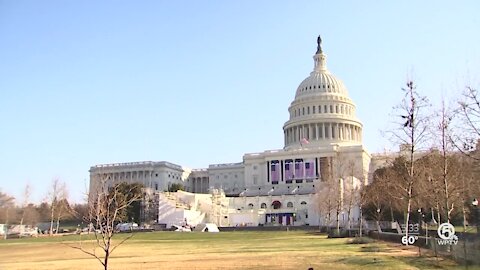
left=56, top=216, right=60, bottom=234
left=49, top=204, right=55, bottom=236
left=336, top=209, right=340, bottom=234
left=359, top=206, right=363, bottom=237
left=104, top=249, right=109, bottom=270
left=405, top=184, right=413, bottom=245
left=436, top=202, right=441, bottom=225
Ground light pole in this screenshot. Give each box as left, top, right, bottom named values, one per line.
left=472, top=198, right=479, bottom=234
left=417, top=208, right=422, bottom=229
left=376, top=208, right=381, bottom=233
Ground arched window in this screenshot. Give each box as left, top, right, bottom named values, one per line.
left=300, top=201, right=307, bottom=205
left=261, top=203, right=267, bottom=209
left=272, top=200, right=281, bottom=209
left=287, top=202, right=294, bottom=208
left=248, top=203, right=254, bottom=209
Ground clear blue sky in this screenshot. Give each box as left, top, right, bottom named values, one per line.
left=1, top=1, right=479, bottom=204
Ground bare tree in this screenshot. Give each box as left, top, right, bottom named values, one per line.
left=341, top=159, right=364, bottom=233
left=451, top=86, right=480, bottom=159
left=315, top=176, right=336, bottom=230
left=47, top=178, right=61, bottom=235
left=19, top=184, right=31, bottom=226
left=71, top=176, right=143, bottom=270
left=315, top=153, right=364, bottom=235
left=55, top=183, right=72, bottom=233
left=387, top=81, right=430, bottom=244
left=365, top=167, right=392, bottom=230
left=314, top=157, right=336, bottom=230
left=0, top=190, right=15, bottom=224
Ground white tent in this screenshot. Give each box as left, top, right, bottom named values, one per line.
left=194, top=223, right=220, bottom=232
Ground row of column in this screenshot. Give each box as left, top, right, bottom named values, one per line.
left=291, top=103, right=354, bottom=119
left=191, top=177, right=209, bottom=193
left=284, top=122, right=362, bottom=145
left=96, top=170, right=157, bottom=189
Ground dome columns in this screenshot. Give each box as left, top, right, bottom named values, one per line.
left=283, top=122, right=362, bottom=148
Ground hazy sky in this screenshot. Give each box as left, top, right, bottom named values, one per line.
left=1, top=1, right=479, bottom=203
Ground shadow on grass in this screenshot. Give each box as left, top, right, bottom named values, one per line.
left=305, top=231, right=327, bottom=236
left=336, top=256, right=391, bottom=267
left=361, top=246, right=385, bottom=253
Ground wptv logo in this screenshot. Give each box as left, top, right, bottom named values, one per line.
left=400, top=222, right=458, bottom=246
left=437, top=223, right=458, bottom=245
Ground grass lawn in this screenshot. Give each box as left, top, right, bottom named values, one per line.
left=0, top=231, right=476, bottom=270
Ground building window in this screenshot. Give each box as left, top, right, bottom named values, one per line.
left=253, top=165, right=257, bottom=170
left=301, top=201, right=307, bottom=205
left=272, top=201, right=281, bottom=209
left=155, top=173, right=158, bottom=177
left=253, top=175, right=258, bottom=185
left=287, top=202, right=293, bottom=208
left=248, top=203, right=254, bottom=209
left=302, top=107, right=305, bottom=115
left=261, top=203, right=267, bottom=209
left=307, top=107, right=310, bottom=114
left=155, top=183, right=158, bottom=191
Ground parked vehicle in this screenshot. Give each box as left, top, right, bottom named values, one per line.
left=115, top=223, right=139, bottom=232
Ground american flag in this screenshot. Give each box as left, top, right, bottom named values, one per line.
left=300, top=138, right=309, bottom=146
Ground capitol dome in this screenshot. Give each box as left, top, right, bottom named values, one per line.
left=283, top=36, right=363, bottom=150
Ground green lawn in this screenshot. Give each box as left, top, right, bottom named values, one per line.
left=0, top=231, right=476, bottom=270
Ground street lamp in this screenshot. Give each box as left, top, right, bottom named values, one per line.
left=417, top=208, right=422, bottom=230
left=472, top=198, right=479, bottom=234
left=418, top=208, right=427, bottom=244
left=376, top=208, right=381, bottom=232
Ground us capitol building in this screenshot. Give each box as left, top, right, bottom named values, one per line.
left=90, top=36, right=373, bottom=228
